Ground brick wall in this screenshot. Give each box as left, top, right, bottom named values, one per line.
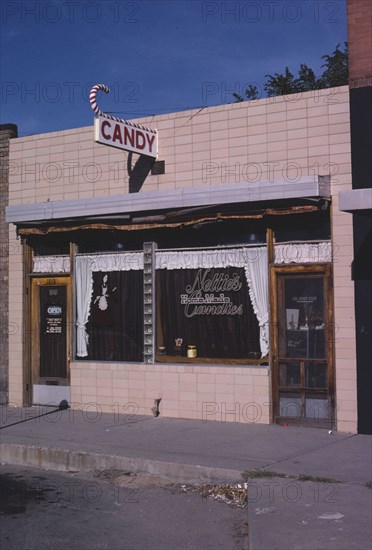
left=0, top=124, right=18, bottom=404
left=347, top=0, right=372, bottom=434
left=8, top=87, right=352, bottom=205
left=347, top=0, right=372, bottom=87
left=8, top=88, right=357, bottom=431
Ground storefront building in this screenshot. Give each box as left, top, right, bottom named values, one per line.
left=5, top=83, right=358, bottom=432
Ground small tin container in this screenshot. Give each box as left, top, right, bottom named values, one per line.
left=187, top=345, right=197, bottom=358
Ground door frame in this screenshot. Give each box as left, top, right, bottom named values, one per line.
left=269, top=263, right=335, bottom=427
left=30, top=275, right=72, bottom=389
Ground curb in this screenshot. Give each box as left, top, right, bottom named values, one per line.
left=0, top=443, right=243, bottom=485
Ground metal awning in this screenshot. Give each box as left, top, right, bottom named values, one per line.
left=6, top=175, right=330, bottom=224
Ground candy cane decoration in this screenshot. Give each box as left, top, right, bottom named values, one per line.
left=89, top=83, right=156, bottom=134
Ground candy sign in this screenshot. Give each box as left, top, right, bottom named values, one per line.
left=94, top=116, right=158, bottom=158
left=90, top=84, right=158, bottom=158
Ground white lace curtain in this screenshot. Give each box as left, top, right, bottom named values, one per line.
left=156, top=247, right=269, bottom=357
left=33, top=243, right=331, bottom=274
left=75, top=253, right=144, bottom=357
left=274, top=242, right=331, bottom=264
left=33, top=256, right=70, bottom=273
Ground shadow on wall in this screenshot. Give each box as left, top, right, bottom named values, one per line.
left=128, top=153, right=155, bottom=193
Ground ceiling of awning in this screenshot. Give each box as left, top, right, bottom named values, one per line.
left=16, top=203, right=324, bottom=236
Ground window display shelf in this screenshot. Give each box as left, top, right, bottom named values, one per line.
left=156, top=355, right=269, bottom=365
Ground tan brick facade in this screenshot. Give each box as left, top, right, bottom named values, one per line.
left=7, top=87, right=357, bottom=432
left=6, top=88, right=352, bottom=204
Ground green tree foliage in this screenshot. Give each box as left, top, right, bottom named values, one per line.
left=319, top=43, right=349, bottom=88
left=233, top=84, right=260, bottom=102
left=264, top=66, right=301, bottom=97
left=234, top=43, right=348, bottom=101
left=297, top=64, right=318, bottom=91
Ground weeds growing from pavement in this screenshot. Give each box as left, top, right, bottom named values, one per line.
left=241, top=470, right=343, bottom=484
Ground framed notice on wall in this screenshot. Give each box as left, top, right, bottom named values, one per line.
left=286, top=309, right=299, bottom=330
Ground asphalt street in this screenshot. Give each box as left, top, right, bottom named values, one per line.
left=1, top=408, right=371, bottom=549
left=0, top=464, right=249, bottom=550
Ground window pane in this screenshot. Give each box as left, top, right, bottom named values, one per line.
left=279, top=362, right=301, bottom=387
left=280, top=276, right=326, bottom=359
left=31, top=234, right=70, bottom=256
left=305, top=362, right=328, bottom=388
left=86, top=270, right=143, bottom=362
left=273, top=210, right=331, bottom=242
left=279, top=393, right=302, bottom=418
left=305, top=394, right=329, bottom=420
left=157, top=267, right=260, bottom=359
left=279, top=393, right=329, bottom=420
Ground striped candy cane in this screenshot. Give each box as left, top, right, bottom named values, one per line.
left=89, top=84, right=156, bottom=134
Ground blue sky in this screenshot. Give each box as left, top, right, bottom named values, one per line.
left=1, top=0, right=347, bottom=136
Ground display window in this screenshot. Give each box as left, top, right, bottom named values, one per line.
left=86, top=270, right=143, bottom=362
left=156, top=266, right=261, bottom=361
left=154, top=246, right=270, bottom=364
left=74, top=252, right=144, bottom=361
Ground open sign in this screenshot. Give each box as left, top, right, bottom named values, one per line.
left=47, top=306, right=62, bottom=316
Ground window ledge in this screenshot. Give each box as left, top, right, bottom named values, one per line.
left=156, top=355, right=268, bottom=366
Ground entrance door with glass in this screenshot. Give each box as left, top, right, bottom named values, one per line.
left=31, top=277, right=71, bottom=405
left=271, top=265, right=334, bottom=427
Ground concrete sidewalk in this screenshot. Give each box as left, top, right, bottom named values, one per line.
left=1, top=406, right=371, bottom=549
left=0, top=405, right=370, bottom=483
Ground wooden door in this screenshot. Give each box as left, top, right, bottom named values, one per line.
left=270, top=265, right=335, bottom=427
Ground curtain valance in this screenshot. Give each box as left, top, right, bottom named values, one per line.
left=33, top=243, right=331, bottom=274
left=77, top=253, right=144, bottom=272
left=274, top=242, right=331, bottom=264
left=33, top=255, right=70, bottom=273
left=155, top=247, right=266, bottom=270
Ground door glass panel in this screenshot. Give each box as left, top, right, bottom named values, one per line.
left=275, top=269, right=332, bottom=425
left=40, top=286, right=67, bottom=378
left=305, top=393, right=329, bottom=420
left=305, top=362, right=327, bottom=388
left=279, top=393, right=302, bottom=418
left=279, top=362, right=301, bottom=387
left=280, top=277, right=326, bottom=359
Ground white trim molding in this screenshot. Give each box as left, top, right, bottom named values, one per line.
left=339, top=188, right=372, bottom=212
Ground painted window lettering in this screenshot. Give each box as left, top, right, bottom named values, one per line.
left=181, top=269, right=244, bottom=318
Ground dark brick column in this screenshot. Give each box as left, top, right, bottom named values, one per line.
left=0, top=123, right=18, bottom=404
left=347, top=0, right=372, bottom=89
left=347, top=0, right=372, bottom=434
